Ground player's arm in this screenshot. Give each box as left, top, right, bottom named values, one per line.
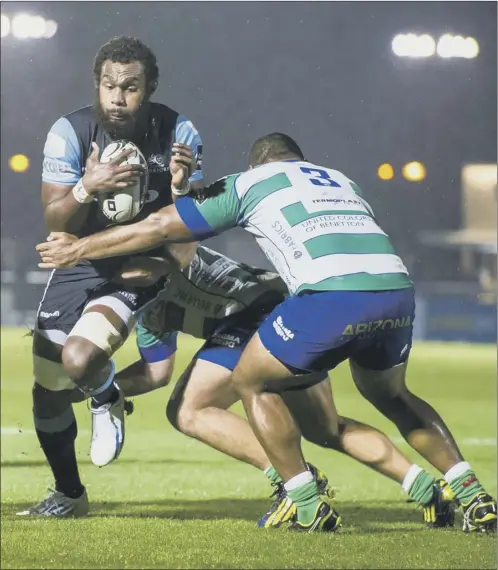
left=41, top=118, right=90, bottom=233
left=36, top=175, right=241, bottom=268
left=42, top=118, right=144, bottom=233
left=113, top=243, right=196, bottom=287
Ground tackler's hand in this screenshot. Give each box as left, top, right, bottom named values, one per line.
left=36, top=232, right=82, bottom=269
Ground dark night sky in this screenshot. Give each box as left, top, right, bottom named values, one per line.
left=1, top=1, right=496, bottom=274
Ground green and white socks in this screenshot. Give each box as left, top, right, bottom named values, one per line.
left=444, top=461, right=485, bottom=506
left=264, top=466, right=321, bottom=525
left=402, top=465, right=437, bottom=505
left=402, top=462, right=486, bottom=507
left=264, top=465, right=282, bottom=486
left=285, top=471, right=320, bottom=525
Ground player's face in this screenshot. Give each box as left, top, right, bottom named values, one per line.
left=96, top=60, right=149, bottom=140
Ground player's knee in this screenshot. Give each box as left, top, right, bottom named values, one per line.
left=165, top=397, right=179, bottom=430
left=64, top=310, right=124, bottom=382
left=301, top=416, right=340, bottom=447
left=175, top=403, right=198, bottom=437
left=62, top=337, right=107, bottom=382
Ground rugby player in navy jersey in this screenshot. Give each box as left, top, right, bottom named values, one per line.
left=20, top=36, right=203, bottom=517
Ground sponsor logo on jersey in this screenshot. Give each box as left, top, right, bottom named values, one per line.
left=311, top=198, right=363, bottom=207
left=147, top=154, right=168, bottom=173
left=39, top=311, right=60, bottom=319
left=43, top=159, right=72, bottom=175
left=341, top=316, right=412, bottom=337
left=118, top=291, right=139, bottom=305
left=272, top=316, right=294, bottom=341
left=210, top=332, right=242, bottom=348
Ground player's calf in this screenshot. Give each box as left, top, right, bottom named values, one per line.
left=31, top=340, right=87, bottom=506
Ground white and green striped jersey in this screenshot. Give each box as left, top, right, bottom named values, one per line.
left=177, top=160, right=412, bottom=295
left=138, top=245, right=285, bottom=340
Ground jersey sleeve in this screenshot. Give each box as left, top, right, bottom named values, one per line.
left=174, top=174, right=241, bottom=239
left=42, top=117, right=82, bottom=185
left=175, top=115, right=204, bottom=184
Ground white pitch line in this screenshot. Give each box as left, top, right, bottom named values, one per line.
left=1, top=427, right=496, bottom=446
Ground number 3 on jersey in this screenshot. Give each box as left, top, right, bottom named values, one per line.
left=300, top=166, right=340, bottom=188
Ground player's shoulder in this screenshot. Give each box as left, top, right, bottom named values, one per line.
left=44, top=108, right=93, bottom=160
left=56, top=105, right=95, bottom=133
left=148, top=102, right=182, bottom=130
left=62, top=104, right=94, bottom=122
left=46, top=105, right=93, bottom=142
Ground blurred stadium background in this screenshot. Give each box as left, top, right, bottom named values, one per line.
left=1, top=1, right=497, bottom=343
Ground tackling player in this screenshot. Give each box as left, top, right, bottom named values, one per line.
left=21, top=36, right=203, bottom=518
left=112, top=244, right=456, bottom=529
left=36, top=134, right=497, bottom=534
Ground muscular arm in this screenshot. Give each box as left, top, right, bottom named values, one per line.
left=42, top=182, right=92, bottom=233
left=41, top=117, right=89, bottom=233
left=74, top=204, right=194, bottom=260
left=113, top=242, right=196, bottom=287
left=37, top=185, right=240, bottom=269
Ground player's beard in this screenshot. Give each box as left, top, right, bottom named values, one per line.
left=93, top=95, right=149, bottom=143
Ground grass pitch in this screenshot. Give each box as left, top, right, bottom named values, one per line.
left=1, top=327, right=496, bottom=569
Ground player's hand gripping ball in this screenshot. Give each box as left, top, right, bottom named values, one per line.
left=98, top=140, right=149, bottom=223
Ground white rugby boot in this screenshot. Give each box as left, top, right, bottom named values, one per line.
left=17, top=488, right=89, bottom=518
left=90, top=384, right=125, bottom=467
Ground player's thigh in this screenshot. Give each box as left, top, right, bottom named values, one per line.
left=146, top=356, right=176, bottom=387
left=34, top=269, right=92, bottom=392
left=167, top=358, right=234, bottom=428
left=349, top=288, right=415, bottom=400
left=350, top=359, right=409, bottom=402
left=62, top=289, right=141, bottom=377
left=231, top=332, right=297, bottom=395
left=33, top=274, right=77, bottom=397
left=167, top=322, right=253, bottom=425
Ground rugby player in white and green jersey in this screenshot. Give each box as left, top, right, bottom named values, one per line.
left=112, top=244, right=458, bottom=529
left=36, top=133, right=497, bottom=534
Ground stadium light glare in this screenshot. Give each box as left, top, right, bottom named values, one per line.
left=402, top=162, right=426, bottom=182
left=392, top=34, right=435, bottom=58
left=44, top=19, right=58, bottom=39
left=392, top=33, right=479, bottom=59
left=437, top=34, right=479, bottom=59
left=1, top=14, right=10, bottom=38
left=377, top=163, right=395, bottom=181
left=9, top=154, right=30, bottom=173
left=2, top=12, right=57, bottom=39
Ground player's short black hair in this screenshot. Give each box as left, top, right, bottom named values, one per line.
left=249, top=132, right=304, bottom=166
left=93, top=36, right=159, bottom=91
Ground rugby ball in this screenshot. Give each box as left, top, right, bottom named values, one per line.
left=98, top=140, right=149, bottom=223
